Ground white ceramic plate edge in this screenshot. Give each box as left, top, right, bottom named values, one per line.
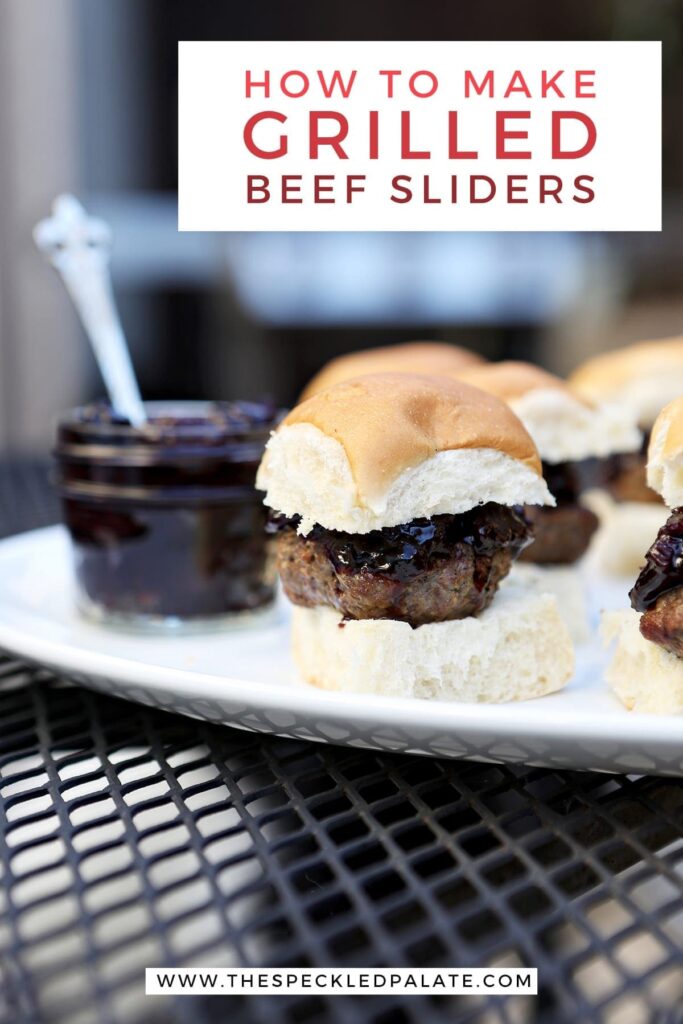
left=1, top=526, right=683, bottom=774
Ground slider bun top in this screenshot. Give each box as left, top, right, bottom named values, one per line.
left=456, top=361, right=641, bottom=464
left=257, top=373, right=552, bottom=535
left=647, top=396, right=683, bottom=508
left=569, top=337, right=683, bottom=429
left=456, top=360, right=567, bottom=402
left=300, top=341, right=483, bottom=401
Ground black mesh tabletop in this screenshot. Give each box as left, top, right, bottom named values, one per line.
left=2, top=460, right=683, bottom=1024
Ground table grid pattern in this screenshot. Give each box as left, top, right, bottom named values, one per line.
left=1, top=461, right=682, bottom=1024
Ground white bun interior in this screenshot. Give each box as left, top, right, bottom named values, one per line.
left=503, top=563, right=590, bottom=643
left=582, top=492, right=668, bottom=577
left=612, top=374, right=683, bottom=431
left=258, top=423, right=553, bottom=534
left=291, top=582, right=574, bottom=701
left=510, top=389, right=641, bottom=464
left=603, top=609, right=683, bottom=714
left=647, top=396, right=683, bottom=507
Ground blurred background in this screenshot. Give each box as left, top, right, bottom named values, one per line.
left=0, top=0, right=680, bottom=451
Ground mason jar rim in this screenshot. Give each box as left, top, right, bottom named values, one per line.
left=56, top=400, right=282, bottom=442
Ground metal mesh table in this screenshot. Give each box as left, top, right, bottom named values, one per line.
left=1, top=461, right=683, bottom=1024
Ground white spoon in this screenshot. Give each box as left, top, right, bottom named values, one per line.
left=33, top=194, right=147, bottom=427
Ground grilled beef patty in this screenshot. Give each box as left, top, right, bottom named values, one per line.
left=630, top=506, right=683, bottom=658
left=640, top=591, right=683, bottom=659
left=607, top=450, right=660, bottom=504
left=516, top=458, right=599, bottom=565
left=518, top=504, right=599, bottom=564
left=602, top=433, right=660, bottom=504
left=268, top=504, right=531, bottom=627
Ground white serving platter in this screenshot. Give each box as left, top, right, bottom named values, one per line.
left=0, top=526, right=681, bottom=776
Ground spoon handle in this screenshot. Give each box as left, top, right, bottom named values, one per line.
left=34, top=195, right=147, bottom=427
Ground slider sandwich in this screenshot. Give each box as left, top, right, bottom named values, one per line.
left=570, top=337, right=683, bottom=575
left=455, top=361, right=641, bottom=639
left=604, top=397, right=683, bottom=713
left=257, top=373, right=574, bottom=701
left=301, top=341, right=484, bottom=401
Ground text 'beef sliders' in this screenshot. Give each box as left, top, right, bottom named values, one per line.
left=456, top=361, right=641, bottom=639
left=300, top=341, right=484, bottom=402
left=604, top=396, right=683, bottom=713
left=257, top=373, right=574, bottom=701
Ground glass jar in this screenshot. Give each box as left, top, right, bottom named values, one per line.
left=54, top=401, right=281, bottom=631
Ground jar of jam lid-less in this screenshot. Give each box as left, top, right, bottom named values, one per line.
left=54, top=400, right=282, bottom=632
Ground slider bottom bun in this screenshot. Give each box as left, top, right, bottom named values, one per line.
left=583, top=491, right=668, bottom=577
left=603, top=609, right=683, bottom=714
left=292, top=584, right=574, bottom=702
left=503, top=564, right=589, bottom=644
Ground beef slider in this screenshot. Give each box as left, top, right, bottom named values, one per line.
left=255, top=373, right=574, bottom=702
left=597, top=397, right=683, bottom=711
left=455, top=361, right=640, bottom=565
left=570, top=337, right=683, bottom=505
left=630, top=506, right=683, bottom=658
left=625, top=396, right=683, bottom=659
left=269, top=504, right=531, bottom=626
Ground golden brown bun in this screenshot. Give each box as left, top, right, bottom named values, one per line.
left=647, top=396, right=683, bottom=506
left=452, top=360, right=641, bottom=464
left=301, top=341, right=483, bottom=401
left=257, top=373, right=552, bottom=533
left=455, top=360, right=581, bottom=404
left=286, top=372, right=542, bottom=498
left=571, top=337, right=683, bottom=393
left=569, top=337, right=683, bottom=427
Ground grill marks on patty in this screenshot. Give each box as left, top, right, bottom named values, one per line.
left=268, top=504, right=531, bottom=627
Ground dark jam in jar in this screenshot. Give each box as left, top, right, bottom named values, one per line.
left=54, top=401, right=281, bottom=630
